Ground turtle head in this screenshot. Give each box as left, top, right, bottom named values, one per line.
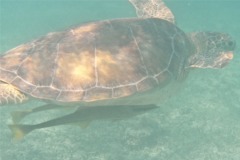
left=188, top=32, right=235, bottom=69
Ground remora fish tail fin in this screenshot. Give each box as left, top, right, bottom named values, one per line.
left=11, top=104, right=74, bottom=123
left=11, top=110, right=32, bottom=123
left=8, top=124, right=34, bottom=140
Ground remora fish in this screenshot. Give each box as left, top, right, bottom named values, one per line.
left=9, top=104, right=158, bottom=140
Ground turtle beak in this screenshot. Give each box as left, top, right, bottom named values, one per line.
left=215, top=51, right=234, bottom=68
left=224, top=51, right=234, bottom=60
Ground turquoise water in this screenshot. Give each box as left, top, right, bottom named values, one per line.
left=0, top=0, right=240, bottom=159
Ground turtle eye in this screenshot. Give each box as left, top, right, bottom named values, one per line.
left=227, top=40, right=235, bottom=48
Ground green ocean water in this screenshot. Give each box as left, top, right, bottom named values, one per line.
left=0, top=0, right=240, bottom=159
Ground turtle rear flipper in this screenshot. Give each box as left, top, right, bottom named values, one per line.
left=129, top=0, right=175, bottom=23
left=0, top=83, right=27, bottom=105
left=8, top=124, right=34, bottom=140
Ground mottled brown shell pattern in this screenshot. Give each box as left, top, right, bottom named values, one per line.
left=0, top=18, right=191, bottom=103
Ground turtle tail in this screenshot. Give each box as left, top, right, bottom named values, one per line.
left=8, top=124, right=34, bottom=140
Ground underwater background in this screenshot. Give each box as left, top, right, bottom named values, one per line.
left=0, top=0, right=239, bottom=159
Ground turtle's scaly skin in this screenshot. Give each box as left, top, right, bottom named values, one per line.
left=0, top=18, right=192, bottom=104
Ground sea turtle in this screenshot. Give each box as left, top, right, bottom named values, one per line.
left=0, top=0, right=235, bottom=108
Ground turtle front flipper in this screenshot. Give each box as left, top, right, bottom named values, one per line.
left=0, top=83, right=28, bottom=105
left=128, top=0, right=175, bottom=23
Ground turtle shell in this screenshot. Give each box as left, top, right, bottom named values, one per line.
left=0, top=18, right=192, bottom=103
